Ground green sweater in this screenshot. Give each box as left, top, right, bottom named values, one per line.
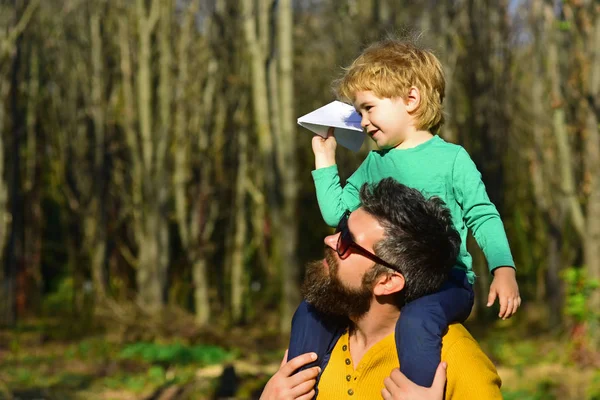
left=312, top=135, right=515, bottom=284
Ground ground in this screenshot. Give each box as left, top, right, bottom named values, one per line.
left=1, top=315, right=599, bottom=400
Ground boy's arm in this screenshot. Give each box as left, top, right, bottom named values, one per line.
left=452, top=148, right=515, bottom=272
left=312, top=165, right=364, bottom=227
left=311, top=131, right=367, bottom=227
left=453, top=148, right=520, bottom=318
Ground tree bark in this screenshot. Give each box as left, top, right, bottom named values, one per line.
left=133, top=0, right=169, bottom=313
left=276, top=0, right=299, bottom=333
left=21, top=40, right=43, bottom=314
left=231, top=127, right=248, bottom=323
left=0, top=0, right=38, bottom=327
left=88, top=6, right=108, bottom=301
left=241, top=0, right=272, bottom=282
left=582, top=3, right=600, bottom=335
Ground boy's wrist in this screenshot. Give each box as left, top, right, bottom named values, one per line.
left=314, top=153, right=336, bottom=169
left=492, top=266, right=516, bottom=277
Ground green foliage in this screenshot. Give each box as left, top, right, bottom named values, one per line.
left=43, top=277, right=75, bottom=315
left=65, top=338, right=113, bottom=360
left=588, top=370, right=600, bottom=400
left=556, top=20, right=571, bottom=31
left=104, top=374, right=149, bottom=393
left=562, top=267, right=600, bottom=323
left=101, top=366, right=198, bottom=393
left=119, top=342, right=234, bottom=366
left=487, top=338, right=543, bottom=368
left=502, top=379, right=558, bottom=400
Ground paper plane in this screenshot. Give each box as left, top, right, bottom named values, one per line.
left=297, top=101, right=365, bottom=152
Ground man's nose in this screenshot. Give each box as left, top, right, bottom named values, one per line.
left=324, top=233, right=339, bottom=250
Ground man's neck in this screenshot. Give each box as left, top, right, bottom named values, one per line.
left=348, top=303, right=400, bottom=366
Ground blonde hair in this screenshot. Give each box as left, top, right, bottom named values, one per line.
left=334, top=39, right=446, bottom=134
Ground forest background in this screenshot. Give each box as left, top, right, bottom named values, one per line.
left=0, top=0, right=599, bottom=399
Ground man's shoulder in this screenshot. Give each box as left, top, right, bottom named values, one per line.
left=442, top=324, right=503, bottom=399
left=442, top=324, right=481, bottom=353
left=445, top=323, right=475, bottom=339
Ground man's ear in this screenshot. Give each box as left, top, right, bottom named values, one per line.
left=373, top=273, right=405, bottom=296
left=405, top=87, right=421, bottom=113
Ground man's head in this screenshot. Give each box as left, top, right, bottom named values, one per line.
left=334, top=38, right=446, bottom=138
left=302, top=178, right=460, bottom=318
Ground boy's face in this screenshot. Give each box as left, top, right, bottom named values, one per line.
left=353, top=90, right=413, bottom=149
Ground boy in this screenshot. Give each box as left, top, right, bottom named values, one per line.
left=289, top=38, right=520, bottom=389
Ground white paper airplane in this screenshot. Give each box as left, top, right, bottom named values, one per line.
left=297, top=101, right=365, bottom=152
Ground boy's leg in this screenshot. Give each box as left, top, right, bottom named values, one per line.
left=395, top=270, right=474, bottom=387
left=288, top=300, right=342, bottom=371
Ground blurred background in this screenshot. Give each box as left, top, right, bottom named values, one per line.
left=0, top=0, right=599, bottom=399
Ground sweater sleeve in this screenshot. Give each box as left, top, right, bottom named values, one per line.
left=452, top=148, right=515, bottom=272
left=444, top=336, right=503, bottom=400
left=311, top=155, right=370, bottom=227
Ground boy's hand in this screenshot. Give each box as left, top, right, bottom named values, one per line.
left=382, top=361, right=447, bottom=400
left=312, top=127, right=337, bottom=169
left=260, top=350, right=320, bottom=400
left=487, top=267, right=521, bottom=319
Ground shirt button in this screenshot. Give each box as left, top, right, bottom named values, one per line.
left=346, top=374, right=351, bottom=381
left=342, top=345, right=348, bottom=351
left=345, top=358, right=351, bottom=365
left=348, top=389, right=354, bottom=396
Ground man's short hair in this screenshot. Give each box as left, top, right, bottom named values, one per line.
left=360, top=178, right=460, bottom=304
left=334, top=38, right=446, bottom=134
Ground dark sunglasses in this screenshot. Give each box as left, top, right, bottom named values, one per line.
left=335, top=211, right=402, bottom=274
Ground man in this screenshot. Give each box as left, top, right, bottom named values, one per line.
left=261, top=178, right=502, bottom=399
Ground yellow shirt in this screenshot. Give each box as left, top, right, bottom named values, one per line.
left=318, top=324, right=502, bottom=399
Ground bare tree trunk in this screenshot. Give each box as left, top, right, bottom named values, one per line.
left=88, top=7, right=107, bottom=301
left=133, top=0, right=169, bottom=313
left=241, top=0, right=272, bottom=278
left=171, top=0, right=225, bottom=325
left=231, top=127, right=248, bottom=323
left=582, top=3, right=600, bottom=340
left=546, top=225, right=564, bottom=327
left=5, top=22, right=23, bottom=325
left=0, top=0, right=38, bottom=327
left=22, top=41, right=43, bottom=314
left=276, top=0, right=299, bottom=333
left=548, top=30, right=585, bottom=239
left=529, top=0, right=566, bottom=327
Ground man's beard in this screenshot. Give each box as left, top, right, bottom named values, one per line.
left=301, top=247, right=374, bottom=319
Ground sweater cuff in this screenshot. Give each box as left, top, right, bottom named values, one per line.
left=489, top=260, right=516, bottom=274
left=312, top=164, right=338, bottom=181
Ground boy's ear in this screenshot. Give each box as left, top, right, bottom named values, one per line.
left=373, top=273, right=405, bottom=296
left=405, top=87, right=420, bottom=113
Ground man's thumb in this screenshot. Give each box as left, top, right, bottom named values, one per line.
left=280, top=349, right=289, bottom=368
left=431, top=362, right=447, bottom=392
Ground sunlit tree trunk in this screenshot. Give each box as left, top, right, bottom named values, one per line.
left=87, top=6, right=108, bottom=301
left=132, top=0, right=169, bottom=313
left=239, top=0, right=275, bottom=323
left=528, top=0, right=566, bottom=326
left=580, top=2, right=600, bottom=341
left=21, top=40, right=43, bottom=314
left=0, top=0, right=38, bottom=327
left=276, top=0, right=299, bottom=333
left=231, top=125, right=248, bottom=323
left=172, top=0, right=224, bottom=325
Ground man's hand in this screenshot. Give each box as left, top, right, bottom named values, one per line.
left=381, top=361, right=447, bottom=400
left=312, top=127, right=337, bottom=169
left=260, top=350, right=320, bottom=400
left=487, top=266, right=521, bottom=319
